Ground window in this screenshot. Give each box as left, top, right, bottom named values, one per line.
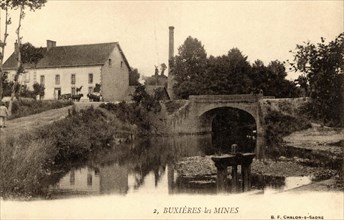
left=55, top=74, right=60, bottom=85
left=25, top=72, right=30, bottom=83
left=33, top=72, right=37, bottom=84
left=87, top=174, right=92, bottom=186
left=108, top=59, right=112, bottom=66
left=70, top=170, right=75, bottom=185
left=71, top=87, right=76, bottom=95
left=40, top=75, right=45, bottom=85
left=120, top=61, right=123, bottom=68
left=88, top=73, right=93, bottom=84
left=71, top=74, right=76, bottom=84
left=88, top=86, right=93, bottom=94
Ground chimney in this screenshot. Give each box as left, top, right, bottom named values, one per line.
left=167, top=26, right=175, bottom=100
left=47, top=40, right=56, bottom=51
left=168, top=26, right=174, bottom=60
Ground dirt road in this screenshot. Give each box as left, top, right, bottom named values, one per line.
left=0, top=106, right=72, bottom=139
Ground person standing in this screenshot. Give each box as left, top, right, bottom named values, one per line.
left=0, top=102, right=9, bottom=128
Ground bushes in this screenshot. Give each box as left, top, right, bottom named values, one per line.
left=0, top=107, right=134, bottom=199
left=164, top=100, right=187, bottom=114
left=99, top=102, right=152, bottom=135
left=264, top=110, right=311, bottom=158
left=7, top=99, right=73, bottom=120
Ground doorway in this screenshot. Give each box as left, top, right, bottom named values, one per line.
left=54, top=88, right=61, bottom=100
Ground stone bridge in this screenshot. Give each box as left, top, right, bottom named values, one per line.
left=168, top=94, right=269, bottom=159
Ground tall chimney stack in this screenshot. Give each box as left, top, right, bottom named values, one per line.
left=167, top=26, right=175, bottom=100
left=168, top=26, right=174, bottom=60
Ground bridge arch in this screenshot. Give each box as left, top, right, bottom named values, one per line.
left=199, top=106, right=257, bottom=153
left=168, top=95, right=267, bottom=158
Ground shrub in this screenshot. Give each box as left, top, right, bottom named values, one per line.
left=264, top=110, right=311, bottom=158
left=0, top=107, right=134, bottom=199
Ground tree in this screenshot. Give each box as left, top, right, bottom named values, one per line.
left=0, top=1, right=12, bottom=99
left=1, top=71, right=13, bottom=97
left=131, top=84, right=161, bottom=113
left=204, top=48, right=252, bottom=95
left=172, top=36, right=207, bottom=99
left=32, top=82, right=44, bottom=99
left=20, top=42, right=44, bottom=65
left=294, top=75, right=308, bottom=96
left=250, top=60, right=300, bottom=98
left=7, top=0, right=46, bottom=113
left=290, top=33, right=344, bottom=126
left=129, top=68, right=140, bottom=86
left=172, top=36, right=299, bottom=99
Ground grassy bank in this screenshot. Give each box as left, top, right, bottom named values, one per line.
left=0, top=106, right=137, bottom=199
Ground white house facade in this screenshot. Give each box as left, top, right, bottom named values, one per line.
left=3, top=40, right=131, bottom=101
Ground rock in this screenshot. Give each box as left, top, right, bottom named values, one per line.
left=279, top=156, right=287, bottom=161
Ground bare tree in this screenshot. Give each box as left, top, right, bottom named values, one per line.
left=0, top=2, right=12, bottom=99
left=5, top=0, right=47, bottom=114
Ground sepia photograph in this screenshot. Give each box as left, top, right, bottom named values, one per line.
left=0, top=0, right=343, bottom=219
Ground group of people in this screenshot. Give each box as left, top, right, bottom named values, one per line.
left=0, top=102, right=9, bottom=128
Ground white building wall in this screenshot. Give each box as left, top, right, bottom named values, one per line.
left=7, top=66, right=102, bottom=100
left=101, top=46, right=130, bottom=101
left=55, top=167, right=100, bottom=193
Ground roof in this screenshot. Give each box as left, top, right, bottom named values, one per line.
left=3, top=42, right=131, bottom=70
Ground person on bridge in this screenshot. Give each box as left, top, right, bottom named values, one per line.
left=0, top=102, right=9, bottom=128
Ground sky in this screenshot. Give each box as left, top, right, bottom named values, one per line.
left=1, top=0, right=343, bottom=80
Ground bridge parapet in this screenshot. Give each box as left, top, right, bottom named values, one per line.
left=189, top=94, right=264, bottom=103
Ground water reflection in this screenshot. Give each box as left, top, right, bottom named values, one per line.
left=48, top=135, right=312, bottom=198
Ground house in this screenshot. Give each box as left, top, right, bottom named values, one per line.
left=3, top=40, right=131, bottom=101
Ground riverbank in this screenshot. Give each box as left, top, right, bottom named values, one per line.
left=0, top=106, right=137, bottom=199
left=175, top=156, right=339, bottom=186
left=175, top=123, right=344, bottom=192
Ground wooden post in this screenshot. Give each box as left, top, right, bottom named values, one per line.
left=241, top=164, right=250, bottom=191
left=167, top=163, right=175, bottom=194
left=211, top=155, right=235, bottom=193
left=241, top=153, right=255, bottom=192
left=216, top=165, right=228, bottom=193
left=231, top=165, right=239, bottom=193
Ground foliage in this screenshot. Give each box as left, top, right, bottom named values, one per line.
left=172, top=36, right=300, bottom=99
left=3, top=0, right=47, bottom=10
left=290, top=33, right=344, bottom=126
left=204, top=48, right=252, bottom=95
left=131, top=84, right=161, bottom=113
left=250, top=60, right=301, bottom=98
left=32, top=82, right=45, bottom=98
left=172, top=36, right=207, bottom=99
left=1, top=72, right=13, bottom=97
left=164, top=100, right=187, bottom=114
left=264, top=110, right=311, bottom=158
left=20, top=42, right=44, bottom=65
left=0, top=107, right=124, bottom=198
left=129, top=68, right=140, bottom=86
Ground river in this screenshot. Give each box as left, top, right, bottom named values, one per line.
left=46, top=134, right=311, bottom=199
